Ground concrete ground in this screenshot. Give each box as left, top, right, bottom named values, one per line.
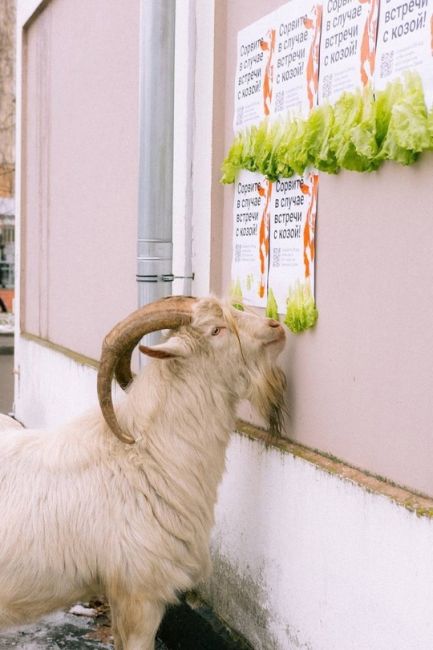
left=0, top=599, right=250, bottom=649
left=0, top=610, right=116, bottom=649
left=0, top=605, right=168, bottom=650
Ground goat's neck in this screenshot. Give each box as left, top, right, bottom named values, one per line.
left=128, top=359, right=238, bottom=440
left=115, top=361, right=237, bottom=548
left=122, top=360, right=237, bottom=495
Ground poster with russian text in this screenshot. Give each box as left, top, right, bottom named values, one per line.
left=267, top=173, right=318, bottom=313
left=318, top=0, right=380, bottom=104
left=272, top=1, right=323, bottom=118
left=374, top=0, right=433, bottom=105
left=231, top=170, right=272, bottom=308
left=233, top=11, right=278, bottom=131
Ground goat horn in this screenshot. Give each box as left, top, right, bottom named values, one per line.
left=97, top=296, right=197, bottom=444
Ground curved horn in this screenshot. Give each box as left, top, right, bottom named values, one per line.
left=97, top=296, right=197, bottom=444
left=114, top=346, right=136, bottom=390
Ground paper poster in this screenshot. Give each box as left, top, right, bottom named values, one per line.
left=233, top=13, right=278, bottom=131
left=374, top=0, right=433, bottom=105
left=231, top=170, right=272, bottom=308
left=267, top=173, right=319, bottom=313
left=233, top=2, right=323, bottom=130
left=272, top=2, right=323, bottom=118
left=318, top=0, right=380, bottom=104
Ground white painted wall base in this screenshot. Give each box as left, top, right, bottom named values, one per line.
left=204, top=435, right=433, bottom=649
left=14, top=337, right=433, bottom=650
left=14, top=335, right=98, bottom=428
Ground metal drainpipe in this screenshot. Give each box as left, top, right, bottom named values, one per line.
left=137, top=0, right=176, bottom=332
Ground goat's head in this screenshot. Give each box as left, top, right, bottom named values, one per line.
left=97, top=296, right=286, bottom=444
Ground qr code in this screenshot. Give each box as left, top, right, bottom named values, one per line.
left=321, top=74, right=332, bottom=100
left=235, top=107, right=244, bottom=127
left=275, top=91, right=284, bottom=113
left=272, top=247, right=281, bottom=268
left=234, top=244, right=242, bottom=263
left=380, top=52, right=394, bottom=78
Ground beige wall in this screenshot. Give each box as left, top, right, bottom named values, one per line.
left=214, top=0, right=433, bottom=496
left=21, top=0, right=139, bottom=359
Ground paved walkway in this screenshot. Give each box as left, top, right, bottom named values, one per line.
left=0, top=599, right=249, bottom=649
left=0, top=608, right=168, bottom=649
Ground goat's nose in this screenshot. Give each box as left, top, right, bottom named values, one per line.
left=268, top=319, right=281, bottom=328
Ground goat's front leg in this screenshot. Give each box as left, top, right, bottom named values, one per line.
left=110, top=611, right=124, bottom=650
left=110, top=594, right=165, bottom=650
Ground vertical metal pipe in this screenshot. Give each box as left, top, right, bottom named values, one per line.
left=172, top=0, right=195, bottom=298
left=137, top=0, right=176, bottom=317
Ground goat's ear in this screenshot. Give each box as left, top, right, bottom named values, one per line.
left=138, top=336, right=187, bottom=359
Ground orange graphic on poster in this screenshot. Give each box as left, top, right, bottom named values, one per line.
left=304, top=5, right=322, bottom=111
left=300, top=174, right=319, bottom=280
left=260, top=29, right=276, bottom=116
left=257, top=180, right=273, bottom=298
left=359, top=0, right=380, bottom=86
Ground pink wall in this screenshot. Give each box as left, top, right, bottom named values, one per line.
left=22, top=0, right=140, bottom=360
left=215, top=0, right=433, bottom=496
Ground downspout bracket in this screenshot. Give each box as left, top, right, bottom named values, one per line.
left=136, top=273, right=195, bottom=283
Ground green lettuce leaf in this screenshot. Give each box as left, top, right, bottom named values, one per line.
left=378, top=72, right=431, bottom=165
left=230, top=280, right=244, bottom=311
left=350, top=85, right=380, bottom=171
left=221, top=133, right=244, bottom=184
left=284, top=283, right=318, bottom=333
left=242, top=124, right=262, bottom=173
left=305, top=103, right=338, bottom=174
left=265, top=288, right=279, bottom=320
left=330, top=88, right=379, bottom=172
left=284, top=118, right=310, bottom=176
left=274, top=119, right=299, bottom=179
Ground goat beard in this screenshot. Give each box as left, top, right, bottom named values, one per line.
left=246, top=363, right=287, bottom=438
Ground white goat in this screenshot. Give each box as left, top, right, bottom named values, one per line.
left=0, top=296, right=286, bottom=650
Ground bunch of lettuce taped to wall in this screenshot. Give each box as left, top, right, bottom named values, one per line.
left=231, top=282, right=318, bottom=335
left=221, top=72, right=432, bottom=182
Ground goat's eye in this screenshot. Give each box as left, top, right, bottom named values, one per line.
left=211, top=327, right=221, bottom=336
